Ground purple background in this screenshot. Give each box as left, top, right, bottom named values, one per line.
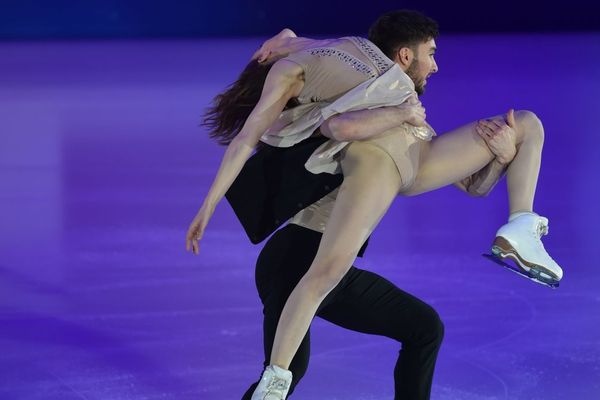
left=0, top=0, right=598, bottom=39
left=1, top=32, right=599, bottom=399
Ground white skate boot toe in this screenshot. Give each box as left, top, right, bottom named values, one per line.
left=251, top=365, right=292, bottom=400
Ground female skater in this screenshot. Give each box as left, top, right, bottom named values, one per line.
left=187, top=10, right=563, bottom=399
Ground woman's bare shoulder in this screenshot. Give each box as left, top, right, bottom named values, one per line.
left=304, top=37, right=347, bottom=49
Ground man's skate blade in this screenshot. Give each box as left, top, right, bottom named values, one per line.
left=482, top=254, right=559, bottom=289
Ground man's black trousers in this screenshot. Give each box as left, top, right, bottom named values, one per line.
left=241, top=224, right=444, bottom=400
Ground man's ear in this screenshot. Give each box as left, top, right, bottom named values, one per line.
left=394, top=47, right=413, bottom=67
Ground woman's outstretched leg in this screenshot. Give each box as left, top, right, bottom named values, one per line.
left=504, top=110, right=544, bottom=214
left=405, top=110, right=562, bottom=283
left=486, top=111, right=561, bottom=283
left=251, top=140, right=405, bottom=399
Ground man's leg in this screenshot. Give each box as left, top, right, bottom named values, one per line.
left=318, top=267, right=444, bottom=400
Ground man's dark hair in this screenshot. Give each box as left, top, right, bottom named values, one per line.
left=368, top=10, right=439, bottom=60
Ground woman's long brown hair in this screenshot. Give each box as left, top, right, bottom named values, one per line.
left=202, top=59, right=299, bottom=146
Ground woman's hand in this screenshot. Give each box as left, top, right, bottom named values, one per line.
left=185, top=205, right=214, bottom=255
left=476, top=109, right=517, bottom=165
left=252, top=28, right=297, bottom=63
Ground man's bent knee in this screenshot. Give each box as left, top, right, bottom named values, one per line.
left=413, top=304, right=445, bottom=347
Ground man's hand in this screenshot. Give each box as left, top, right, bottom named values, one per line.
left=476, top=109, right=517, bottom=165
left=252, top=28, right=297, bottom=63
left=398, top=94, right=426, bottom=127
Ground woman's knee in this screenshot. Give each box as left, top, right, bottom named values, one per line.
left=514, top=109, right=544, bottom=145
left=302, top=255, right=353, bottom=297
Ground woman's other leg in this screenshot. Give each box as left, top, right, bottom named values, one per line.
left=268, top=141, right=404, bottom=369
left=405, top=110, right=545, bottom=215
left=404, top=110, right=561, bottom=281
left=242, top=225, right=321, bottom=398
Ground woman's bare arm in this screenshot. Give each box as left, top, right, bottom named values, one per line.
left=186, top=60, right=304, bottom=254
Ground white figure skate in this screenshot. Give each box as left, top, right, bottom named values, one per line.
left=251, top=365, right=292, bottom=400
left=484, top=212, right=563, bottom=288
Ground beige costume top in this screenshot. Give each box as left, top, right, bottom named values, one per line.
left=260, top=36, right=436, bottom=178
left=265, top=37, right=436, bottom=232
left=278, top=38, right=504, bottom=233
left=260, top=36, right=392, bottom=148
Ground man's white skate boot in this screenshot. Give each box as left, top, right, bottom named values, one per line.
left=491, top=212, right=563, bottom=286
left=251, top=365, right=292, bottom=400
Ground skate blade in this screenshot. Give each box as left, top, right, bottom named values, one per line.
left=492, top=238, right=560, bottom=282
left=482, top=254, right=559, bottom=289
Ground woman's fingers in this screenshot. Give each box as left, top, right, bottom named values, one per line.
left=185, top=221, right=203, bottom=254
left=258, top=51, right=271, bottom=63
left=186, top=235, right=195, bottom=253
left=251, top=43, right=266, bottom=60
left=185, top=228, right=193, bottom=251
left=187, top=234, right=200, bottom=255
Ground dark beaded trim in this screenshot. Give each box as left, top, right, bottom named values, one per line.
left=348, top=36, right=393, bottom=75
left=307, top=47, right=377, bottom=78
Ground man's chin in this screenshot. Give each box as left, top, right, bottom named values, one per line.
left=416, top=79, right=429, bottom=95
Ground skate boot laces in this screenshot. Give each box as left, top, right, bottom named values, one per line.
left=536, top=217, right=549, bottom=238
left=266, top=376, right=289, bottom=397
left=268, top=376, right=289, bottom=391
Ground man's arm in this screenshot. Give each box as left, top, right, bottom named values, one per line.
left=454, top=158, right=508, bottom=196
left=320, top=96, right=426, bottom=141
